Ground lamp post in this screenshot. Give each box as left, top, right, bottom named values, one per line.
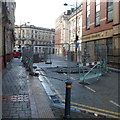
left=64, top=1, right=78, bottom=62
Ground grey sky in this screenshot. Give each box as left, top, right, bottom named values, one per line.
left=15, top=0, right=82, bottom=28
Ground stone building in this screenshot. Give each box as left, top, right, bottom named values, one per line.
left=0, top=1, right=16, bottom=69
left=15, top=25, right=55, bottom=54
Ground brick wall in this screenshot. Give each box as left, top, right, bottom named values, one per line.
left=82, top=1, right=113, bottom=36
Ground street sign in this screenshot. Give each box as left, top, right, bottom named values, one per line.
left=76, top=43, right=79, bottom=48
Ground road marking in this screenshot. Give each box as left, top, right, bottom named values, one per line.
left=69, top=104, right=120, bottom=118
left=110, top=100, right=120, bottom=108
left=61, top=103, right=120, bottom=118
left=69, top=102, right=120, bottom=116
left=38, top=69, right=120, bottom=118
left=84, top=86, right=96, bottom=93
left=63, top=73, right=77, bottom=81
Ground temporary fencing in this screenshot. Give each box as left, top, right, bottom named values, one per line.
left=21, top=42, right=108, bottom=82
left=77, top=43, right=108, bottom=84
left=22, top=45, right=34, bottom=74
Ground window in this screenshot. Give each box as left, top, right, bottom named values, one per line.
left=22, top=35, right=25, bottom=38
left=31, top=41, right=34, bottom=44
left=22, top=40, right=24, bottom=44
left=106, top=38, right=113, bottom=55
left=107, top=0, right=113, bottom=22
left=39, top=47, right=41, bottom=52
left=95, top=0, right=100, bottom=26
left=94, top=40, right=100, bottom=60
left=86, top=0, right=90, bottom=29
left=35, top=47, right=37, bottom=52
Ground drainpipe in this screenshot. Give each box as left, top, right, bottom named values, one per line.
left=3, top=26, right=6, bottom=68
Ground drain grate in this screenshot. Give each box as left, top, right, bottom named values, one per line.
left=50, top=95, right=61, bottom=103
left=2, top=95, right=29, bottom=102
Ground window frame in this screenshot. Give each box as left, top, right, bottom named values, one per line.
left=86, top=0, right=90, bottom=30
left=106, top=0, right=113, bottom=22
left=106, top=38, right=113, bottom=56
left=95, top=0, right=100, bottom=26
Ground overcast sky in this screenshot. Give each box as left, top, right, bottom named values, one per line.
left=15, top=0, right=82, bottom=29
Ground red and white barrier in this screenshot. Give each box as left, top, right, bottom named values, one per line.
left=79, top=61, right=100, bottom=67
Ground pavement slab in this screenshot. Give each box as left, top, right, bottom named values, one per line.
left=2, top=59, right=32, bottom=118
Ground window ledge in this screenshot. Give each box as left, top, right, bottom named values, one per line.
left=106, top=19, right=113, bottom=23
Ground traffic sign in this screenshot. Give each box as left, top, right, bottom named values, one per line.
left=76, top=43, right=79, bottom=48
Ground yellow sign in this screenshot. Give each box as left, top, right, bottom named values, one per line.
left=113, top=24, right=120, bottom=35
left=82, top=29, right=113, bottom=42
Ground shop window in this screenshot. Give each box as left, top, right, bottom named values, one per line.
left=106, top=38, right=113, bottom=55
left=94, top=41, right=100, bottom=60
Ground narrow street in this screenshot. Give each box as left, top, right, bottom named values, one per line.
left=35, top=54, right=120, bottom=118
left=1, top=0, right=120, bottom=119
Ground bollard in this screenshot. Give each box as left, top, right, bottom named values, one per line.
left=63, top=81, right=72, bottom=119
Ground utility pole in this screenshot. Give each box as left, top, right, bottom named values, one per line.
left=74, top=1, right=78, bottom=62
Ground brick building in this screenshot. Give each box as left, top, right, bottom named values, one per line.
left=82, top=0, right=120, bottom=68
left=55, top=4, right=82, bottom=57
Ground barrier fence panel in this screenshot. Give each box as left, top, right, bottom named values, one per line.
left=22, top=45, right=33, bottom=74
left=21, top=42, right=107, bottom=83
left=77, top=43, right=108, bottom=84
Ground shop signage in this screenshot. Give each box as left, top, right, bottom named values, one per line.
left=82, top=29, right=113, bottom=42
left=113, top=24, right=120, bottom=35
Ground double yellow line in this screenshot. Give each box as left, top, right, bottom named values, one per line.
left=61, top=101, right=120, bottom=118
left=54, top=88, right=120, bottom=118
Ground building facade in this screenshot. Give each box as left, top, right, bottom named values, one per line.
left=15, top=25, right=55, bottom=54
left=55, top=4, right=82, bottom=57
left=82, top=0, right=120, bottom=68
left=0, top=1, right=16, bottom=69
left=55, top=13, right=69, bottom=55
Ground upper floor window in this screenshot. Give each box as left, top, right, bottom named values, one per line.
left=107, top=0, right=113, bottom=22
left=86, top=0, right=90, bottom=29
left=95, top=0, right=100, bottom=26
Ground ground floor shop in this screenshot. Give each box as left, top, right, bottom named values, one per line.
left=82, top=28, right=120, bottom=69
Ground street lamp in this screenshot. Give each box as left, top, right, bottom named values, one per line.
left=64, top=1, right=79, bottom=62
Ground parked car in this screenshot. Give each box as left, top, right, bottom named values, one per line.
left=13, top=50, right=20, bottom=58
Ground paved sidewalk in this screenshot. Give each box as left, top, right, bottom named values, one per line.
left=2, top=58, right=54, bottom=119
